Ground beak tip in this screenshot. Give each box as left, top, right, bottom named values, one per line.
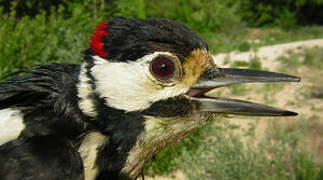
left=293, top=76, right=301, bottom=82
left=282, top=111, right=298, bottom=116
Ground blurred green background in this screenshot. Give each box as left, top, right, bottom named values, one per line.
left=0, top=0, right=322, bottom=179
left=1, top=0, right=323, bottom=76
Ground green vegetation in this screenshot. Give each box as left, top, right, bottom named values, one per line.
left=0, top=1, right=105, bottom=76
left=147, top=116, right=323, bottom=179
left=144, top=127, right=206, bottom=176
left=1, top=0, right=323, bottom=179
left=303, top=47, right=323, bottom=69
left=178, top=120, right=323, bottom=179
left=278, top=47, right=323, bottom=73
left=1, top=0, right=323, bottom=78
left=237, top=0, right=323, bottom=28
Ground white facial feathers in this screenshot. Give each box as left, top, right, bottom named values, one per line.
left=77, top=63, right=98, bottom=117
left=91, top=53, right=190, bottom=112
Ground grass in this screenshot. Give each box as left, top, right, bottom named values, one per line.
left=205, top=26, right=323, bottom=54
left=144, top=127, right=207, bottom=176
left=303, top=47, right=323, bottom=69
left=148, top=117, right=323, bottom=180
left=302, top=47, right=323, bottom=101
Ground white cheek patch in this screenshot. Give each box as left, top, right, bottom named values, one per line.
left=91, top=54, right=190, bottom=112
left=0, top=109, right=25, bottom=145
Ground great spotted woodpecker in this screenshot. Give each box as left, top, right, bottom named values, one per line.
left=0, top=17, right=300, bottom=179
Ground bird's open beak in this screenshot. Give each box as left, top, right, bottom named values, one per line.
left=186, top=67, right=301, bottom=116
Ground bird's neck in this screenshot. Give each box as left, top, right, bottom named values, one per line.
left=77, top=61, right=209, bottom=179
left=77, top=61, right=175, bottom=179
left=119, top=113, right=209, bottom=178
left=77, top=61, right=146, bottom=179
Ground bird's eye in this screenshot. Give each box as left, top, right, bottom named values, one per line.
left=150, top=56, right=176, bottom=80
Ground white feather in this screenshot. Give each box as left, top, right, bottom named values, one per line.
left=0, top=109, right=25, bottom=145
left=77, top=63, right=97, bottom=117
left=91, top=54, right=190, bottom=112
left=78, top=132, right=108, bottom=180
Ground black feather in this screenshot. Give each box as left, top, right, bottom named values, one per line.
left=85, top=17, right=208, bottom=62
left=0, top=64, right=85, bottom=138
left=0, top=136, right=84, bottom=180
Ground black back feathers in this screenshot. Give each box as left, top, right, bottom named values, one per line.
left=0, top=64, right=84, bottom=138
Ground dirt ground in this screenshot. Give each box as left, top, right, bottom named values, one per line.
left=146, top=39, right=323, bottom=180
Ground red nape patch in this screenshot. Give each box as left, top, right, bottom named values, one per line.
left=90, top=22, right=109, bottom=58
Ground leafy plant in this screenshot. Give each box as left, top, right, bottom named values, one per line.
left=248, top=56, right=262, bottom=70
left=237, top=0, right=323, bottom=28
left=238, top=41, right=251, bottom=52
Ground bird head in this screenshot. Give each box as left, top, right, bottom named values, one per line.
left=78, top=17, right=300, bottom=178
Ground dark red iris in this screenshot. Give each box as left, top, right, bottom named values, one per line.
left=151, top=57, right=175, bottom=80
